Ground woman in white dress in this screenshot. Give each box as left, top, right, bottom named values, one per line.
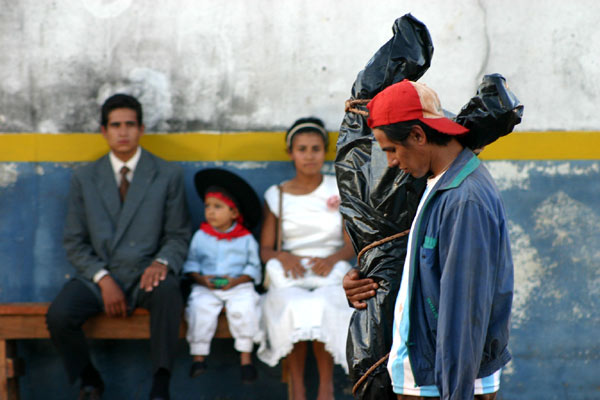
left=257, top=117, right=355, bottom=400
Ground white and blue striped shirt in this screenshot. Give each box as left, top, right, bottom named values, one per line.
left=387, top=173, right=501, bottom=396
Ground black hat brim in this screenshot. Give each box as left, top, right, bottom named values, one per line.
left=193, top=168, right=262, bottom=230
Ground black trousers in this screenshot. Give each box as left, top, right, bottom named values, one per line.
left=46, top=275, right=183, bottom=383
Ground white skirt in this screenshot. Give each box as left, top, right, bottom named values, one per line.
left=256, top=258, right=353, bottom=372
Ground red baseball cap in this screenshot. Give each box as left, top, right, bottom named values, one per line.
left=367, top=79, right=468, bottom=135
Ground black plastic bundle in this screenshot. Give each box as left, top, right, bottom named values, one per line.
left=335, top=14, right=523, bottom=400
left=456, top=73, right=524, bottom=150
left=335, top=14, right=432, bottom=399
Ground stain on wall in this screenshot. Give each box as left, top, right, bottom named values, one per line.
left=2, top=1, right=600, bottom=133
left=0, top=163, right=18, bottom=187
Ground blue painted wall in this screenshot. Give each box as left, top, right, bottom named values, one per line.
left=1, top=159, right=599, bottom=399
left=483, top=161, right=600, bottom=399
left=0, top=160, right=353, bottom=400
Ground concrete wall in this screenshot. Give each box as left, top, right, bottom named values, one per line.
left=1, top=1, right=599, bottom=399
left=2, top=0, right=599, bottom=132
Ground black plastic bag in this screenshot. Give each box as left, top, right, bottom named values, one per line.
left=455, top=73, right=524, bottom=150
left=336, top=15, right=523, bottom=399
left=335, top=14, right=432, bottom=399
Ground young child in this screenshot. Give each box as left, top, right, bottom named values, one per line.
left=183, top=168, right=262, bottom=383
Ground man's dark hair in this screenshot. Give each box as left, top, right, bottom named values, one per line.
left=377, top=120, right=452, bottom=146
left=100, top=94, right=143, bottom=127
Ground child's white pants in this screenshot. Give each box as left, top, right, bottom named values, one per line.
left=185, top=282, right=260, bottom=356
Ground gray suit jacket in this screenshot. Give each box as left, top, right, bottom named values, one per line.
left=63, top=148, right=191, bottom=298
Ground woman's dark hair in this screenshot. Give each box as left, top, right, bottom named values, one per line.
left=100, top=93, right=143, bottom=127
left=377, top=120, right=453, bottom=146
left=285, top=117, right=329, bottom=151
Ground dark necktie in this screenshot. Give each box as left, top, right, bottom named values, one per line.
left=119, top=166, right=130, bottom=202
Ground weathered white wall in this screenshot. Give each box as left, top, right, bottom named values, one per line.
left=1, top=0, right=598, bottom=132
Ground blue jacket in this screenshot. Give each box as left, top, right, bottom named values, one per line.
left=406, top=148, right=513, bottom=399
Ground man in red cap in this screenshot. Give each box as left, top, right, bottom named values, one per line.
left=365, top=79, right=514, bottom=400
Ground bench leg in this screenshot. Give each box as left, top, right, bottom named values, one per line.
left=0, top=339, right=20, bottom=400
left=0, top=339, right=7, bottom=400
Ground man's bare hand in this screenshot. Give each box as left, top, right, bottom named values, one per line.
left=140, top=261, right=168, bottom=292
left=343, top=268, right=378, bottom=310
left=98, top=275, right=127, bottom=317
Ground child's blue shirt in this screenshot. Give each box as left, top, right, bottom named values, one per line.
left=182, top=223, right=262, bottom=284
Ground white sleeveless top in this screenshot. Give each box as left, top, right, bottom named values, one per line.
left=264, top=174, right=343, bottom=258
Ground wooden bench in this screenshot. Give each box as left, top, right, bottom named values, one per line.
left=0, top=303, right=292, bottom=400
left=0, top=302, right=230, bottom=400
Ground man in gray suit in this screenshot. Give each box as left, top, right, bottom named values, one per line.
left=46, top=94, right=191, bottom=400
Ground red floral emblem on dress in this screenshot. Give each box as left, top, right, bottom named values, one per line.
left=326, top=195, right=341, bottom=211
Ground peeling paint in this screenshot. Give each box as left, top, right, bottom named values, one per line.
left=509, top=222, right=545, bottom=328
left=54, top=162, right=80, bottom=169
left=485, top=161, right=532, bottom=190
left=486, top=161, right=600, bottom=191
left=571, top=304, right=584, bottom=319
left=0, top=163, right=18, bottom=187
left=534, top=191, right=600, bottom=264
left=589, top=275, right=600, bottom=297
left=534, top=162, right=600, bottom=176
left=35, top=165, right=45, bottom=175
left=225, top=161, right=269, bottom=170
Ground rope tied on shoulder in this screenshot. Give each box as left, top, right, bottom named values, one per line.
left=344, top=98, right=371, bottom=117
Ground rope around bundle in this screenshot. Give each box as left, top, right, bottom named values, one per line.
left=352, top=353, right=390, bottom=396
left=357, top=229, right=410, bottom=265
left=344, top=98, right=371, bottom=116
left=351, top=229, right=410, bottom=396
